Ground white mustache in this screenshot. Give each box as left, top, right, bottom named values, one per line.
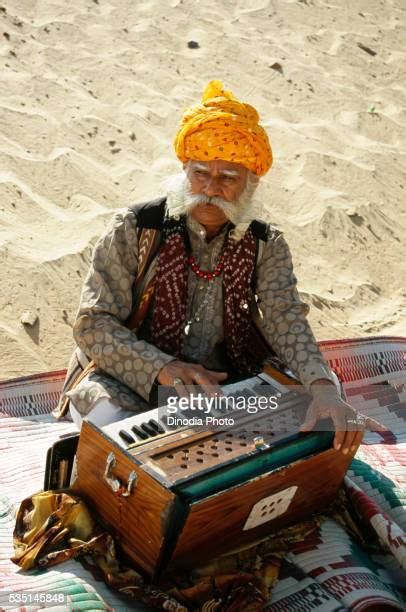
left=185, top=193, right=237, bottom=221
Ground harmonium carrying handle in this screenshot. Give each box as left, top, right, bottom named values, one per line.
left=103, top=452, right=137, bottom=497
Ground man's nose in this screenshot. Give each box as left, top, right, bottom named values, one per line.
left=204, top=177, right=223, bottom=197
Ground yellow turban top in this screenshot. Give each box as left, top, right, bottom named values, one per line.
left=174, top=80, right=273, bottom=177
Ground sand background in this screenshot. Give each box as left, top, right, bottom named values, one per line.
left=0, top=0, right=405, bottom=380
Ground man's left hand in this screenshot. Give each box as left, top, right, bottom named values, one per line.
left=300, top=380, right=387, bottom=454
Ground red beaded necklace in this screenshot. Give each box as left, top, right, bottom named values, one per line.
left=187, top=254, right=225, bottom=280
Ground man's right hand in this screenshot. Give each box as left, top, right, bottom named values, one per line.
left=157, top=361, right=228, bottom=396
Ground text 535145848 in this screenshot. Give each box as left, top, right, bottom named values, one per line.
left=7, top=592, right=66, bottom=606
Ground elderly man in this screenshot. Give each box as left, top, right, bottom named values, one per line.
left=56, top=80, right=371, bottom=454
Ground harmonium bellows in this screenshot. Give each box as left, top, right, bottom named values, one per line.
left=72, top=371, right=356, bottom=579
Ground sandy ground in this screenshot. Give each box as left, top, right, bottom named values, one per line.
left=0, top=0, right=405, bottom=380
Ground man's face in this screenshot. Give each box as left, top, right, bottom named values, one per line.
left=185, top=159, right=248, bottom=230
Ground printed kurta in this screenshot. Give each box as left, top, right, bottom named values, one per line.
left=64, top=208, right=335, bottom=417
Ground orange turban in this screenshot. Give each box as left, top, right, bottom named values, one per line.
left=174, top=80, right=273, bottom=177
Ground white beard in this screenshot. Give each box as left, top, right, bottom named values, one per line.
left=164, top=172, right=265, bottom=241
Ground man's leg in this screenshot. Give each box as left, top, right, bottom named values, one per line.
left=69, top=397, right=134, bottom=428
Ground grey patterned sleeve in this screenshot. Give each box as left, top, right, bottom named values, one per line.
left=73, top=209, right=174, bottom=401
left=255, top=231, right=335, bottom=391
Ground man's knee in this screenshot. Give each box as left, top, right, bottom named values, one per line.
left=69, top=397, right=134, bottom=428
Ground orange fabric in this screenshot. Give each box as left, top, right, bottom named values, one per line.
left=174, top=80, right=273, bottom=176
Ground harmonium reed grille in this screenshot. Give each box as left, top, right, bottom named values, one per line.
left=131, top=388, right=310, bottom=482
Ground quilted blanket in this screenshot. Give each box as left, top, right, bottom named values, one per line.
left=0, top=336, right=405, bottom=611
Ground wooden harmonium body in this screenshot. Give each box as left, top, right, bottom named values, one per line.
left=72, top=372, right=355, bottom=578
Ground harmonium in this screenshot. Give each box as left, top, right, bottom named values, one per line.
left=71, top=369, right=357, bottom=579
